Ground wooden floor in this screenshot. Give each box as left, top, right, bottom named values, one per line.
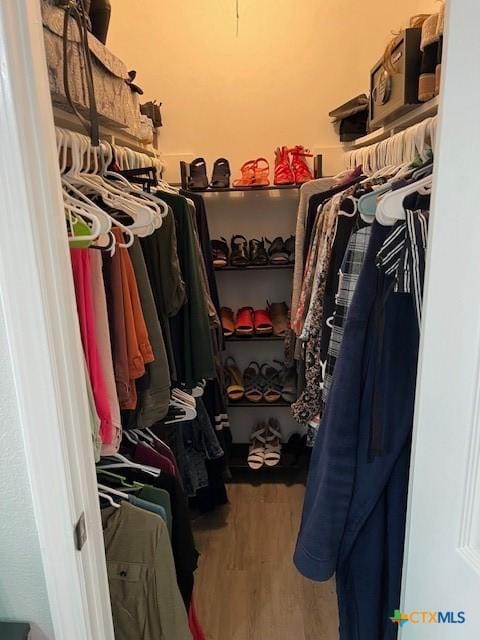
left=192, top=483, right=339, bottom=640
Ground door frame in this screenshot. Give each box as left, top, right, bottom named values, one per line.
left=401, top=0, right=480, bottom=637
left=0, top=1, right=113, bottom=638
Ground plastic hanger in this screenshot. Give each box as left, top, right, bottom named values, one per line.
left=376, top=174, right=433, bottom=226
left=97, top=453, right=160, bottom=477
left=98, top=491, right=120, bottom=508
left=97, top=483, right=129, bottom=501
left=60, top=132, right=141, bottom=247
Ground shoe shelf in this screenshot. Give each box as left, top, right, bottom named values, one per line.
left=226, top=443, right=310, bottom=484
left=228, top=400, right=291, bottom=408
left=225, top=335, right=284, bottom=343
left=201, top=184, right=300, bottom=194
left=215, top=263, right=293, bottom=272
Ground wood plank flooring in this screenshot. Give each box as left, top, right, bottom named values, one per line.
left=192, top=483, right=339, bottom=640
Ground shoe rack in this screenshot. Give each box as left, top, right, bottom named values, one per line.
left=204, top=186, right=302, bottom=448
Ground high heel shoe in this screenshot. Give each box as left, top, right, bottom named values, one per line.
left=274, top=146, right=295, bottom=185
left=289, top=146, right=313, bottom=185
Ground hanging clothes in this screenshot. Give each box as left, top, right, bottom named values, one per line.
left=141, top=206, right=186, bottom=381
left=102, top=501, right=192, bottom=640
left=159, top=190, right=216, bottom=386
left=294, top=203, right=430, bottom=640
left=128, top=238, right=171, bottom=427
left=71, top=248, right=113, bottom=445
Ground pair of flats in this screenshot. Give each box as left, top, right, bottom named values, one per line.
left=212, top=235, right=294, bottom=268
left=221, top=303, right=289, bottom=339
left=248, top=419, right=283, bottom=469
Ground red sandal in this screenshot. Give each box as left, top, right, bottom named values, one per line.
left=274, top=146, right=294, bottom=185
left=254, top=308, right=273, bottom=335
left=254, top=157, right=270, bottom=187
left=235, top=306, right=255, bottom=335
left=289, top=145, right=313, bottom=185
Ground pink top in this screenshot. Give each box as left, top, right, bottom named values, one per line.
left=70, top=249, right=113, bottom=445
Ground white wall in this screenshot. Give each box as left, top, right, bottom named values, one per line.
left=108, top=0, right=439, bottom=178
left=0, top=307, right=53, bottom=639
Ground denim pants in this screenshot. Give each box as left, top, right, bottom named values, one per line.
left=294, top=221, right=420, bottom=640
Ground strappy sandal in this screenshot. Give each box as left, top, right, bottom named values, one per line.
left=254, top=157, right=270, bottom=187
left=274, top=146, right=295, bottom=186
left=233, top=160, right=257, bottom=188
left=244, top=361, right=264, bottom=403
left=224, top=356, right=245, bottom=401
left=266, top=237, right=289, bottom=264
left=230, top=235, right=250, bottom=267
left=268, top=301, right=289, bottom=337
left=221, top=306, right=235, bottom=337
left=254, top=308, right=273, bottom=335
left=274, top=359, right=297, bottom=403
left=261, top=362, right=282, bottom=403
left=289, top=146, right=313, bottom=185
left=235, top=306, right=255, bottom=335
left=264, top=418, right=282, bottom=467
left=285, top=235, right=295, bottom=263
left=248, top=422, right=267, bottom=469
left=210, top=157, right=231, bottom=189
left=211, top=237, right=229, bottom=267
left=188, top=157, right=209, bottom=191
left=249, top=238, right=269, bottom=266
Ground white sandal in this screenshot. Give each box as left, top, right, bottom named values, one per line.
left=247, top=423, right=267, bottom=470
left=264, top=419, right=282, bottom=467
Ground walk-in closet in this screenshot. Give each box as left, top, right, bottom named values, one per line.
left=2, top=1, right=480, bottom=639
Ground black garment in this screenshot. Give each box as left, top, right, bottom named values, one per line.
left=180, top=190, right=221, bottom=316
left=120, top=465, right=198, bottom=608
left=141, top=213, right=181, bottom=380
left=159, top=191, right=216, bottom=385
left=89, top=0, right=111, bottom=44
left=303, top=178, right=364, bottom=268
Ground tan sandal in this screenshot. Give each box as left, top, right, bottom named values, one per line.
left=264, top=418, right=282, bottom=467
left=248, top=422, right=267, bottom=469
left=224, top=356, right=245, bottom=401
left=268, top=301, right=289, bottom=337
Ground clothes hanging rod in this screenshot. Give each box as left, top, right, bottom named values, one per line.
left=53, top=105, right=161, bottom=159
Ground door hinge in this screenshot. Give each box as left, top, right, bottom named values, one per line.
left=74, top=512, right=87, bottom=551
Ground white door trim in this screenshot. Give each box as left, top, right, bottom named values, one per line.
left=401, top=0, right=480, bottom=636
left=0, top=1, right=113, bottom=638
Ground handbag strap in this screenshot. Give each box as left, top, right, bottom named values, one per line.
left=59, top=0, right=99, bottom=145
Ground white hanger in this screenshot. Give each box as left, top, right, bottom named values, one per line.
left=376, top=174, right=433, bottom=226
left=60, top=132, right=142, bottom=247
left=98, top=491, right=120, bottom=508
left=97, top=483, right=130, bottom=500
left=97, top=453, right=160, bottom=477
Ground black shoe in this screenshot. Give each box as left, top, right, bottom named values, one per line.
left=249, top=238, right=268, bottom=266
left=211, top=238, right=229, bottom=268
left=284, top=235, right=295, bottom=263
left=188, top=158, right=209, bottom=191
left=266, top=237, right=289, bottom=264
left=230, top=235, right=250, bottom=267
left=210, top=158, right=231, bottom=189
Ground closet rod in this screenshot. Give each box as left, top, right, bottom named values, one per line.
left=55, top=125, right=165, bottom=174
left=345, top=115, right=437, bottom=175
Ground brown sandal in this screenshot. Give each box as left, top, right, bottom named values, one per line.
left=268, top=301, right=290, bottom=337
left=221, top=307, right=235, bottom=337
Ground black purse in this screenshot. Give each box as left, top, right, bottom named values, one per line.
left=55, top=0, right=99, bottom=145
